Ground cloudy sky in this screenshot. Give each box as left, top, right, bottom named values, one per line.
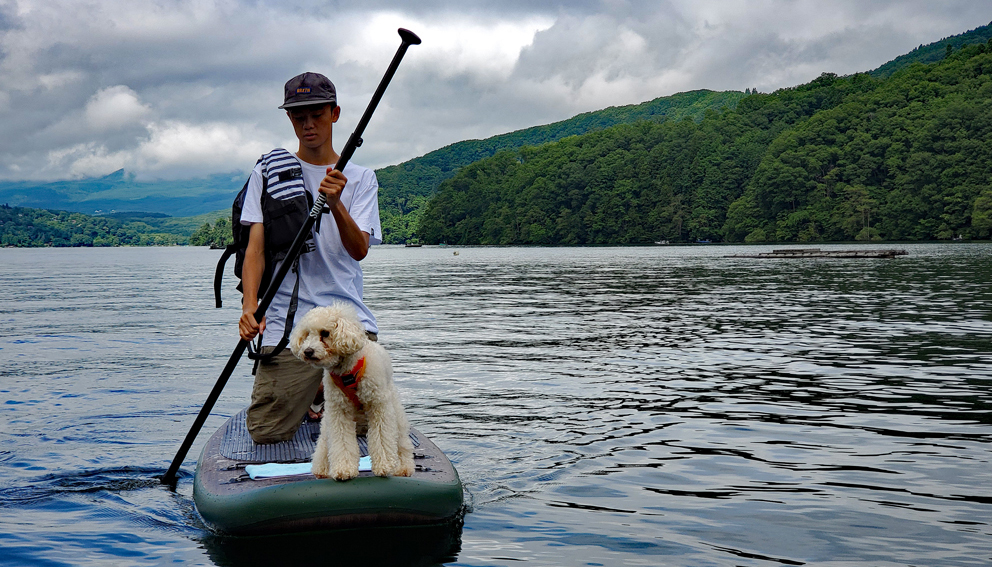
left=2, top=0, right=991, bottom=181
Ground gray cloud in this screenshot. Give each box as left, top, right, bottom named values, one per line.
left=1, top=0, right=991, bottom=181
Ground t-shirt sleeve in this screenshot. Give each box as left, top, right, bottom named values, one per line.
left=240, top=165, right=265, bottom=225
left=349, top=167, right=383, bottom=245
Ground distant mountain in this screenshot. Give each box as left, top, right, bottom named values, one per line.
left=870, top=21, right=992, bottom=78
left=0, top=169, right=243, bottom=217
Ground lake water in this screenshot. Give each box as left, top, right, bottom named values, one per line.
left=1, top=243, right=990, bottom=566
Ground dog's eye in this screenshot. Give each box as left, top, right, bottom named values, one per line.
left=320, top=330, right=330, bottom=338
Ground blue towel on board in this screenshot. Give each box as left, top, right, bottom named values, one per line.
left=245, top=456, right=372, bottom=479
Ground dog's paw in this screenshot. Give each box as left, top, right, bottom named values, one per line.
left=394, top=462, right=415, bottom=477
left=331, top=462, right=359, bottom=481
left=370, top=452, right=402, bottom=477
left=311, top=459, right=331, bottom=479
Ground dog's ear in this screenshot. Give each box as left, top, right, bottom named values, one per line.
left=331, top=316, right=366, bottom=355
left=288, top=317, right=308, bottom=356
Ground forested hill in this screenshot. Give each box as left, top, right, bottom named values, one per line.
left=376, top=89, right=744, bottom=242
left=417, top=40, right=992, bottom=245
left=871, top=21, right=992, bottom=78
left=0, top=206, right=206, bottom=247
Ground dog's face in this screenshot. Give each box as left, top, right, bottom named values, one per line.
left=289, top=304, right=367, bottom=368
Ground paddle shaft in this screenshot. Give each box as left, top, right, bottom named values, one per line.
left=162, top=28, right=421, bottom=487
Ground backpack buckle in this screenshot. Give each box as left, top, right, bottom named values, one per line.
left=278, top=167, right=302, bottom=182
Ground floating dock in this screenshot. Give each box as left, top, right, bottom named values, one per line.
left=727, top=248, right=908, bottom=259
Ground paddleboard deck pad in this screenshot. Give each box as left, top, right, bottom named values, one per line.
left=193, top=408, right=463, bottom=535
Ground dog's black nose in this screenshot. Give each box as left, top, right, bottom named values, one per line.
left=303, top=348, right=315, bottom=359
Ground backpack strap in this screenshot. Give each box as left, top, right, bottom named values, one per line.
left=213, top=160, right=263, bottom=309
left=259, top=149, right=315, bottom=260
left=247, top=255, right=301, bottom=365
left=214, top=244, right=237, bottom=308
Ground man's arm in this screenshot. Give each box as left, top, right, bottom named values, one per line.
left=238, top=222, right=266, bottom=340
left=320, top=168, right=370, bottom=261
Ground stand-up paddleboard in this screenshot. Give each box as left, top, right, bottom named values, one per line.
left=193, top=409, right=463, bottom=535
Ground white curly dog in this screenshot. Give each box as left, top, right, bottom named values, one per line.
left=289, top=303, right=415, bottom=480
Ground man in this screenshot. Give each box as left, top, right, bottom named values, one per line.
left=238, top=72, right=382, bottom=444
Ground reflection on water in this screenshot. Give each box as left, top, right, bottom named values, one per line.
left=0, top=243, right=990, bottom=566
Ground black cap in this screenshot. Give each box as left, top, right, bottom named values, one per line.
left=279, top=72, right=337, bottom=109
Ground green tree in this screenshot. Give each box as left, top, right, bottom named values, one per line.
left=189, top=222, right=213, bottom=246
left=973, top=188, right=992, bottom=238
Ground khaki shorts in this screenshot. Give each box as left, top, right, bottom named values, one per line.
left=246, top=333, right=378, bottom=444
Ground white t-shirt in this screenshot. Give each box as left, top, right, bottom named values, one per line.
left=241, top=152, right=382, bottom=344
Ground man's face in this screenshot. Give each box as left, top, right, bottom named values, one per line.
left=287, top=104, right=340, bottom=150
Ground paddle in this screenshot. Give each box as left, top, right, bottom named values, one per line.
left=161, top=28, right=422, bottom=487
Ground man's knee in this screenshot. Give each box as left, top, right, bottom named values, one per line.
left=246, top=400, right=299, bottom=444
left=246, top=352, right=322, bottom=444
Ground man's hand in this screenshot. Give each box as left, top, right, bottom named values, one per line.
left=239, top=307, right=266, bottom=341
left=319, top=167, right=370, bottom=261
left=240, top=222, right=266, bottom=340
left=319, top=168, right=348, bottom=207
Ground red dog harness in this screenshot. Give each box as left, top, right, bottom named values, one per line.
left=329, top=357, right=366, bottom=411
